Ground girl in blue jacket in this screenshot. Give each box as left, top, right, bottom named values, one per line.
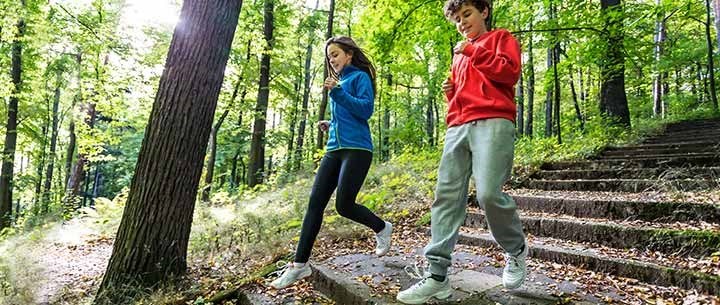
left=270, top=36, right=393, bottom=289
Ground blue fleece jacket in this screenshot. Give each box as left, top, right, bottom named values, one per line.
left=326, top=64, right=374, bottom=152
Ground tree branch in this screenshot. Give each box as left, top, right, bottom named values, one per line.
left=512, top=27, right=603, bottom=35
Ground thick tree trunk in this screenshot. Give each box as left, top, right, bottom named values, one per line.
left=600, top=0, right=631, bottom=127
left=95, top=1, right=241, bottom=303
left=248, top=0, right=274, bottom=187
left=315, top=0, right=335, bottom=151
left=0, top=18, right=24, bottom=229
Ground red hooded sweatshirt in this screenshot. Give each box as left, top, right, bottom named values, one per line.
left=445, top=29, right=521, bottom=127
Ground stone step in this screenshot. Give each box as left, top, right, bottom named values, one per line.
left=540, top=155, right=720, bottom=170
left=310, top=252, right=641, bottom=304
left=456, top=230, right=720, bottom=295
left=465, top=212, right=719, bottom=257
left=663, top=120, right=720, bottom=133
left=511, top=195, right=720, bottom=223
left=606, top=140, right=720, bottom=151
left=531, top=167, right=720, bottom=180
left=643, top=133, right=720, bottom=144
left=653, top=128, right=720, bottom=139
left=594, top=152, right=719, bottom=161
left=524, top=178, right=717, bottom=192
left=601, top=145, right=719, bottom=157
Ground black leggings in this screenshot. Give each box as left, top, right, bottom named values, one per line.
left=294, top=149, right=386, bottom=263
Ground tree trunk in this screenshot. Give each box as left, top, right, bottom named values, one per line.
left=714, top=0, right=720, bottom=52
left=600, top=0, right=631, bottom=127
left=544, top=46, right=553, bottom=138
left=248, top=0, right=274, bottom=187
left=34, top=124, right=47, bottom=208
left=315, top=0, right=335, bottom=151
left=553, top=43, right=561, bottom=144
left=0, top=17, right=24, bottom=229
left=381, top=74, right=392, bottom=162
left=516, top=69, right=524, bottom=135
left=66, top=103, right=97, bottom=204
left=295, top=42, right=314, bottom=170
left=705, top=0, right=719, bottom=112
left=286, top=68, right=300, bottom=171
left=569, top=66, right=584, bottom=130
left=202, top=75, right=240, bottom=201
left=652, top=0, right=667, bottom=117
left=95, top=1, right=241, bottom=303
left=43, top=69, right=62, bottom=212
left=425, top=90, right=435, bottom=146
left=525, top=23, right=534, bottom=138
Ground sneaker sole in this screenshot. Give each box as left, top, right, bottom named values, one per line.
left=270, top=268, right=312, bottom=289
left=396, top=289, right=452, bottom=304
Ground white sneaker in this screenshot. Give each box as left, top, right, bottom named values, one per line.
left=269, top=262, right=312, bottom=289
left=375, top=221, right=393, bottom=256
left=396, top=276, right=452, bottom=304
left=503, top=244, right=528, bottom=289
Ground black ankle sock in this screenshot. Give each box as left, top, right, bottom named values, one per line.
left=430, top=274, right=446, bottom=282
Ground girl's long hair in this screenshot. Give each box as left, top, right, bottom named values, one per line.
left=325, top=36, right=377, bottom=96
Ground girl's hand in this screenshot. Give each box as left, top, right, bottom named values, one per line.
left=323, top=76, right=338, bottom=90
left=318, top=120, right=330, bottom=132
left=453, top=41, right=469, bottom=54
left=442, top=77, right=454, bottom=93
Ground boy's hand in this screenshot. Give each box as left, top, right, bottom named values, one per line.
left=453, top=41, right=469, bottom=54
left=442, top=77, right=454, bottom=93
left=318, top=120, right=330, bottom=132
left=323, top=76, right=338, bottom=90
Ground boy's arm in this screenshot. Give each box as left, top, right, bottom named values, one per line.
left=329, top=73, right=374, bottom=120
left=462, top=30, right=521, bottom=85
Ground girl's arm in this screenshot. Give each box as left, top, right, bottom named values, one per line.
left=462, top=30, right=521, bottom=85
left=329, top=73, right=374, bottom=120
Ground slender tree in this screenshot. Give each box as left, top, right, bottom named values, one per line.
left=248, top=0, right=275, bottom=187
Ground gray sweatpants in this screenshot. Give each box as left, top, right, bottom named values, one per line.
left=424, top=118, right=525, bottom=277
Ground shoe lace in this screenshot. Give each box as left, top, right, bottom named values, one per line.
left=404, top=263, right=428, bottom=280
left=268, top=260, right=291, bottom=278
left=505, top=254, right=519, bottom=269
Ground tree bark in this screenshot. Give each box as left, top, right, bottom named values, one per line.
left=248, top=0, right=274, bottom=187
left=295, top=42, right=314, bottom=170
left=42, top=69, right=63, bottom=212
left=599, top=0, right=631, bottom=127
left=544, top=46, right=553, bottom=138
left=705, top=0, right=719, bottom=112
left=569, top=66, right=584, bottom=130
left=315, top=0, right=335, bottom=151
left=95, top=1, right=241, bottom=303
left=525, top=23, right=535, bottom=138
left=652, top=0, right=667, bottom=117
left=516, top=69, right=524, bottom=136
left=0, top=17, right=24, bottom=229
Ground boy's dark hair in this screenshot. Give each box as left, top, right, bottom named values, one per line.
left=443, top=0, right=492, bottom=28
left=325, top=36, right=377, bottom=96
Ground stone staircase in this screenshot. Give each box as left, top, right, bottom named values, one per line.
left=245, top=118, right=720, bottom=304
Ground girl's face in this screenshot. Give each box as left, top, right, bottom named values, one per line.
left=449, top=3, right=488, bottom=40
left=327, top=43, right=353, bottom=73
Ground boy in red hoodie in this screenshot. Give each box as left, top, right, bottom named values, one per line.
left=397, top=0, right=526, bottom=303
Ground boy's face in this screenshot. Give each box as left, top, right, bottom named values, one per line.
left=449, top=3, right=488, bottom=40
